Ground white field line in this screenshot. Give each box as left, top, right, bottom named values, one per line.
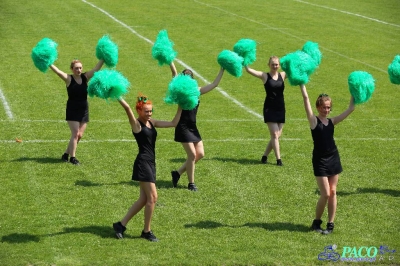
left=294, top=0, right=400, bottom=28
left=0, top=137, right=397, bottom=144
left=0, top=85, right=13, bottom=120
left=192, top=0, right=391, bottom=74
left=81, top=0, right=262, bottom=120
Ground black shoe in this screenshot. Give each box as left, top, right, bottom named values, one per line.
left=70, top=157, right=80, bottom=165
left=61, top=153, right=69, bottom=162
left=261, top=156, right=267, bottom=164
left=141, top=230, right=159, bottom=242
left=113, top=222, right=126, bottom=239
left=188, top=183, right=198, bottom=191
left=310, top=219, right=323, bottom=233
left=171, top=171, right=180, bottom=188
left=276, top=159, right=283, bottom=166
left=322, top=222, right=334, bottom=235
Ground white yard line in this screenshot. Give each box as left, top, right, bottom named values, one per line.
left=0, top=85, right=13, bottom=119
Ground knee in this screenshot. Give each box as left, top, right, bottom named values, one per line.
left=147, top=193, right=158, bottom=206
left=329, top=188, right=337, bottom=198
left=77, top=133, right=83, bottom=140
left=196, top=151, right=205, bottom=161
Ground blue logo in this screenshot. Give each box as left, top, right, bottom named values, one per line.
left=318, top=245, right=340, bottom=262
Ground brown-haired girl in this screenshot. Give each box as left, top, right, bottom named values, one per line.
left=245, top=56, right=287, bottom=166
left=50, top=59, right=104, bottom=164
left=300, top=84, right=355, bottom=234
left=113, top=95, right=181, bottom=241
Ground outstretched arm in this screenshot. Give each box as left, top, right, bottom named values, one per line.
left=85, top=59, right=104, bottom=80
left=199, top=68, right=225, bottom=95
left=245, top=66, right=267, bottom=83
left=151, top=106, right=182, bottom=128
left=331, top=96, right=355, bottom=125
left=170, top=62, right=178, bottom=78
left=50, top=64, right=69, bottom=83
left=118, top=99, right=141, bottom=133
left=300, top=84, right=317, bottom=129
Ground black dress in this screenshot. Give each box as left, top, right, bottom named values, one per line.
left=311, top=117, right=343, bottom=177
left=132, top=120, right=157, bottom=183
left=66, top=74, right=89, bottom=122
left=174, top=102, right=201, bottom=143
left=263, top=73, right=285, bottom=123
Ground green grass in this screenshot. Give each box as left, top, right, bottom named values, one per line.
left=0, top=0, right=399, bottom=265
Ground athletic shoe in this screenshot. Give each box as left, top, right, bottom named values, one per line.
left=171, top=171, right=180, bottom=188
left=311, top=219, right=323, bottom=233
left=61, top=153, right=69, bottom=162
left=188, top=183, right=198, bottom=192
left=322, top=222, right=334, bottom=235
left=276, top=159, right=283, bottom=166
left=141, top=230, right=159, bottom=242
left=70, top=157, right=80, bottom=165
left=113, top=221, right=126, bottom=239
left=261, top=156, right=267, bottom=164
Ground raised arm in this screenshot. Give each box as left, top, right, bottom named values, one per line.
left=170, top=62, right=178, bottom=78
left=245, top=65, right=268, bottom=83
left=151, top=106, right=182, bottom=128
left=331, top=96, right=355, bottom=125
left=199, top=68, right=225, bottom=95
left=118, top=99, right=141, bottom=133
left=85, top=59, right=104, bottom=80
left=50, top=64, right=69, bottom=83
left=300, top=84, right=317, bottom=129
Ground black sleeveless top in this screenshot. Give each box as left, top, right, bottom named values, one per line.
left=311, top=117, right=337, bottom=156
left=263, top=73, right=285, bottom=111
left=133, top=120, right=157, bottom=161
left=67, top=74, right=88, bottom=101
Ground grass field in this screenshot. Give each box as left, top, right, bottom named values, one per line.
left=0, top=0, right=399, bottom=265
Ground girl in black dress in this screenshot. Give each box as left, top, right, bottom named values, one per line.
left=300, top=84, right=355, bottom=234
left=169, top=63, right=225, bottom=191
left=50, top=59, right=104, bottom=164
left=245, top=56, right=287, bottom=166
left=113, top=96, right=181, bottom=241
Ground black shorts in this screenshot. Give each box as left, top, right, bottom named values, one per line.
left=312, top=150, right=343, bottom=177
left=132, top=159, right=156, bottom=183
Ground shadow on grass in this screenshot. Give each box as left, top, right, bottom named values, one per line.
left=243, top=222, right=310, bottom=232
left=185, top=220, right=231, bottom=229
left=315, top=187, right=400, bottom=197
left=1, top=225, right=137, bottom=243
left=210, top=157, right=262, bottom=165
left=74, top=179, right=174, bottom=189
left=13, top=157, right=65, bottom=164
left=1, top=233, right=40, bottom=243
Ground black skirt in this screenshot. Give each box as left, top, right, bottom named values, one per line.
left=132, top=159, right=156, bottom=183
left=312, top=150, right=343, bottom=177
left=66, top=101, right=89, bottom=123
left=263, top=108, right=285, bottom=123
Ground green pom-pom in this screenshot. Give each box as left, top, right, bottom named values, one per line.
left=152, top=30, right=177, bottom=66
left=348, top=71, right=375, bottom=104
left=233, top=39, right=257, bottom=66
left=88, top=69, right=130, bottom=101
left=96, top=35, right=118, bottom=68
left=217, top=50, right=243, bottom=77
left=280, top=51, right=317, bottom=85
left=164, top=74, right=200, bottom=110
left=302, top=41, right=322, bottom=66
left=388, top=55, right=400, bottom=85
left=31, top=38, right=58, bottom=73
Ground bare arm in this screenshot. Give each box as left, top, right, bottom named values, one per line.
left=85, top=59, right=104, bottom=80
left=170, top=62, right=178, bottom=78
left=245, top=66, right=267, bottom=83
left=199, top=68, right=225, bottom=95
left=118, top=99, right=141, bottom=133
left=50, top=64, right=69, bottom=83
left=331, top=96, right=355, bottom=125
left=300, top=84, right=317, bottom=129
left=151, top=106, right=182, bottom=128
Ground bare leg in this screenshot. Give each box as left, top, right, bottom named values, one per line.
left=315, top=176, right=330, bottom=219
left=327, top=174, right=339, bottom=223
left=265, top=122, right=283, bottom=160
left=121, top=186, right=147, bottom=226
left=177, top=141, right=204, bottom=183
left=66, top=121, right=87, bottom=157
